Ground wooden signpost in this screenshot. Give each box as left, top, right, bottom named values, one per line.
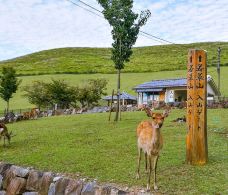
left=186, top=49, right=208, bottom=165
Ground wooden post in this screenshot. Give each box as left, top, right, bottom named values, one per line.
left=186, top=49, right=208, bottom=165
left=108, top=90, right=114, bottom=121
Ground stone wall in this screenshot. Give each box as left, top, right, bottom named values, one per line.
left=0, top=162, right=151, bottom=195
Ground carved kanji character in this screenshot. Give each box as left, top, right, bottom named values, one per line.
left=196, top=82, right=204, bottom=89
left=197, top=72, right=204, bottom=81
left=196, top=64, right=203, bottom=72
left=188, top=64, right=194, bottom=72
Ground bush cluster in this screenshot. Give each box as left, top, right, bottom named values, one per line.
left=23, top=78, right=107, bottom=109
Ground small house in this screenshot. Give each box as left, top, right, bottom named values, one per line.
left=103, top=92, right=137, bottom=106
left=134, top=75, right=220, bottom=107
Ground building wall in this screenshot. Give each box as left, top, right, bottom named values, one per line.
left=136, top=82, right=217, bottom=106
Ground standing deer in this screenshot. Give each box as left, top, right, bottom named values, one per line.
left=136, top=107, right=169, bottom=191
left=0, top=123, right=13, bottom=146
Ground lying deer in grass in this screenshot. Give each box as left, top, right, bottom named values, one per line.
left=136, top=107, right=169, bottom=191
left=0, top=123, right=14, bottom=146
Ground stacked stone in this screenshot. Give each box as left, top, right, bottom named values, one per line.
left=0, top=162, right=152, bottom=195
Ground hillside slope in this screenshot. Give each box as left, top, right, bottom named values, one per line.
left=0, top=42, right=227, bottom=75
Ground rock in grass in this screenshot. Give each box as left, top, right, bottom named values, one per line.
left=26, top=171, right=43, bottom=191
left=3, top=169, right=16, bottom=189
left=54, top=177, right=70, bottom=194
left=48, top=183, right=55, bottom=195
left=0, top=163, right=12, bottom=176
left=81, top=181, right=97, bottom=195
left=22, top=192, right=39, bottom=195
left=0, top=191, right=6, bottom=195
left=95, top=185, right=112, bottom=195
left=10, top=165, right=29, bottom=178
left=64, top=179, right=83, bottom=195
left=6, top=177, right=26, bottom=194
left=0, top=175, right=3, bottom=189
left=38, top=172, right=54, bottom=195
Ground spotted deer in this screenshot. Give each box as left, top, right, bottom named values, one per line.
left=0, top=123, right=13, bottom=146
left=136, top=107, right=169, bottom=191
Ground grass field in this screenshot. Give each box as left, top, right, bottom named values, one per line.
left=1, top=109, right=227, bottom=194
left=0, top=66, right=227, bottom=111
left=0, top=42, right=228, bottom=75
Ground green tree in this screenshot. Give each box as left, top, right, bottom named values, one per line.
left=77, top=78, right=108, bottom=108
left=87, top=78, right=108, bottom=106
left=23, top=81, right=52, bottom=109
left=23, top=80, right=77, bottom=109
left=46, top=79, right=77, bottom=109
left=0, top=67, right=21, bottom=112
left=97, top=0, right=151, bottom=121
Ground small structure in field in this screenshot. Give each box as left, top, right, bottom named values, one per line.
left=103, top=92, right=137, bottom=106
left=134, top=75, right=220, bottom=107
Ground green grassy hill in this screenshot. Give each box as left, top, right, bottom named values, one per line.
left=0, top=42, right=227, bottom=75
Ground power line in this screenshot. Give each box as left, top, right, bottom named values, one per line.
left=77, top=0, right=101, bottom=13
left=140, top=31, right=174, bottom=44
left=65, top=0, right=103, bottom=18
left=66, top=0, right=175, bottom=44
left=139, top=33, right=164, bottom=44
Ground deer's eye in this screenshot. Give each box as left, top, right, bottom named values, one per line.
left=152, top=117, right=155, bottom=120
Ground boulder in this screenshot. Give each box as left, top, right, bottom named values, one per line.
left=95, top=185, right=111, bottom=195
left=81, top=181, right=96, bottom=195
left=26, top=171, right=43, bottom=191
left=0, top=163, right=12, bottom=176
left=10, top=165, right=29, bottom=178
left=6, top=177, right=26, bottom=194
left=2, top=169, right=16, bottom=189
left=22, top=192, right=39, bottom=195
left=38, top=172, right=54, bottom=195
left=64, top=179, right=83, bottom=195
left=48, top=183, right=55, bottom=195
left=54, top=177, right=70, bottom=195
left=0, top=175, right=3, bottom=189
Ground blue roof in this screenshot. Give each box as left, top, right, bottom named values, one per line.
left=134, top=78, right=187, bottom=91
left=103, top=92, right=137, bottom=101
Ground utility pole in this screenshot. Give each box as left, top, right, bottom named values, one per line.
left=217, top=47, right=221, bottom=95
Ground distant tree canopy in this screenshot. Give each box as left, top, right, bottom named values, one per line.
left=77, top=79, right=108, bottom=108
left=0, top=67, right=21, bottom=111
left=23, top=78, right=108, bottom=109
left=23, top=81, right=53, bottom=109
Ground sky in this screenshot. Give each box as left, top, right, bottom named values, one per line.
left=0, top=0, right=227, bottom=61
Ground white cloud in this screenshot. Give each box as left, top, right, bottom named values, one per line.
left=0, top=0, right=227, bottom=60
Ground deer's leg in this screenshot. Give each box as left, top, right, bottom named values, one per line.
left=136, top=148, right=142, bottom=179
left=147, top=155, right=152, bottom=191
left=145, top=153, right=148, bottom=173
left=8, top=136, right=10, bottom=145
left=3, top=136, right=6, bottom=147
left=153, top=155, right=159, bottom=191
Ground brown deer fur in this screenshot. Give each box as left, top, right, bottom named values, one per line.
left=0, top=123, right=12, bottom=146
left=136, top=109, right=169, bottom=191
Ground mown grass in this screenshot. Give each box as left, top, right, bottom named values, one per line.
left=0, top=42, right=228, bottom=75
left=1, top=67, right=227, bottom=111
left=1, top=109, right=227, bottom=194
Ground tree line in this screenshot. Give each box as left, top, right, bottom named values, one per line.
left=23, top=78, right=108, bottom=109
left=0, top=67, right=108, bottom=111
